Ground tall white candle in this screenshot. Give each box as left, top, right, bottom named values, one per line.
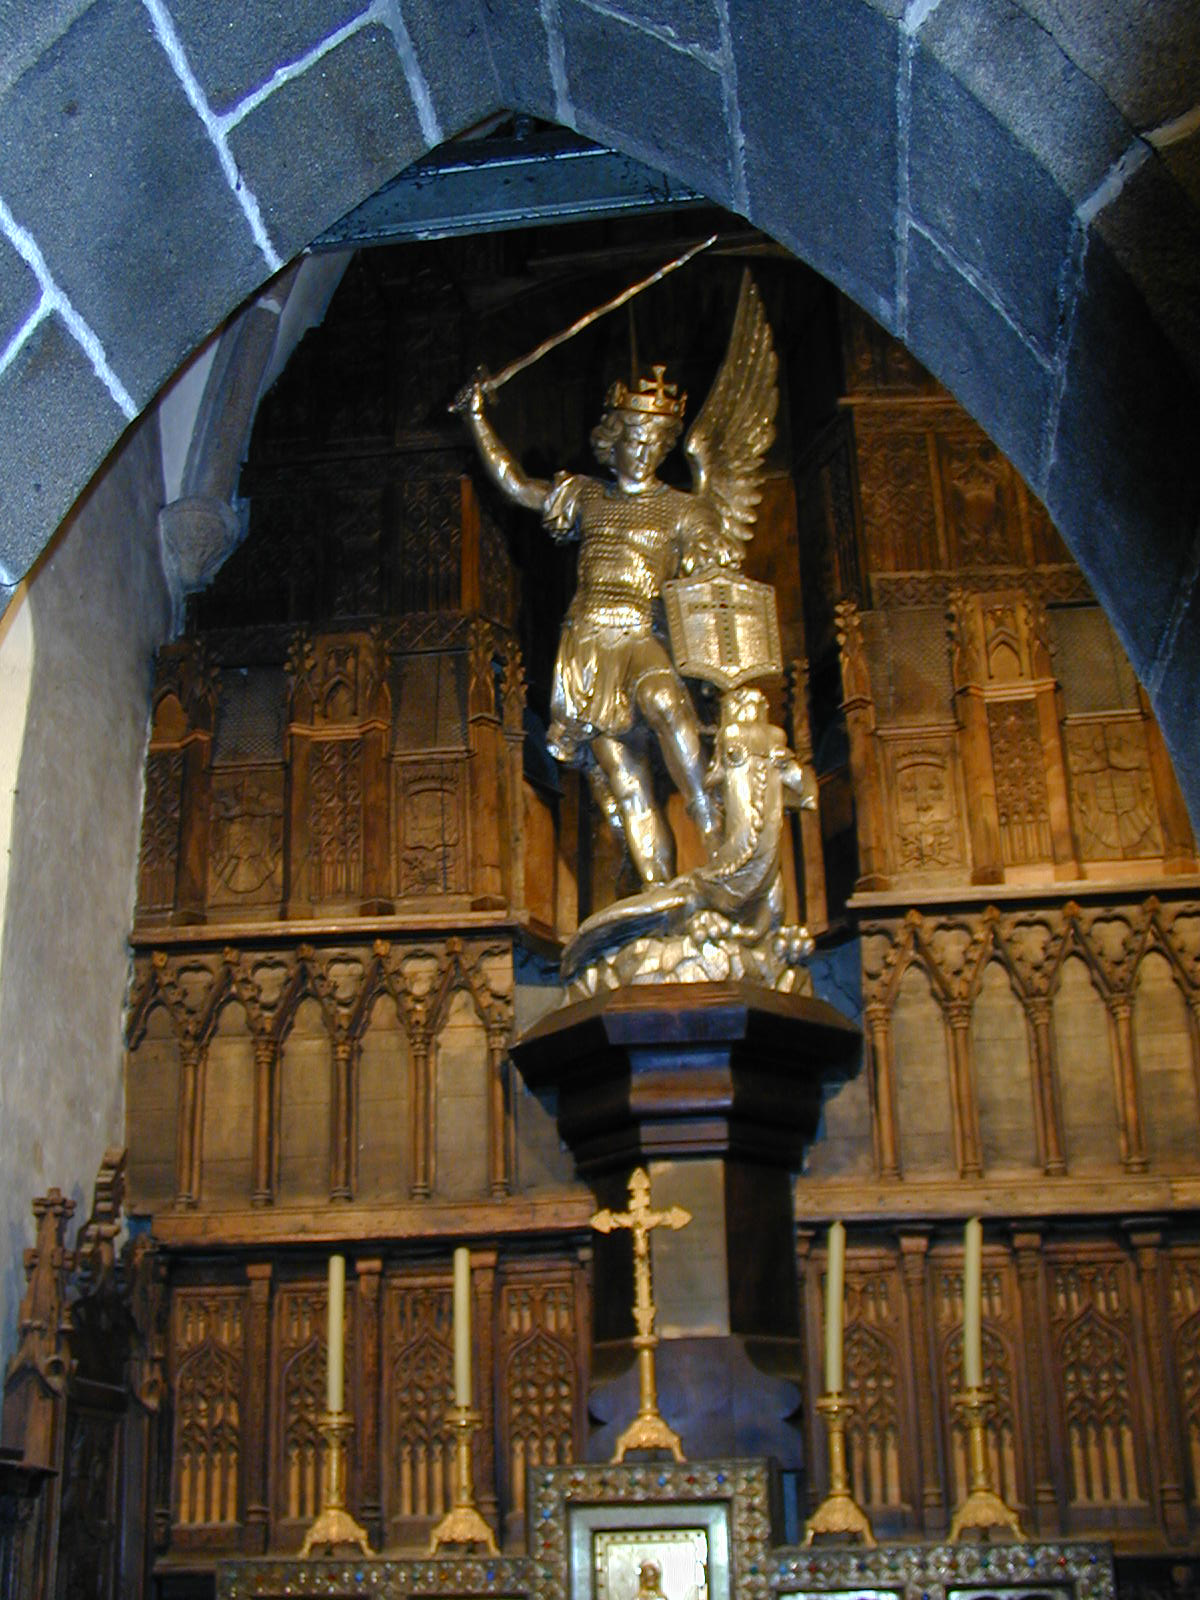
left=453, top=1247, right=472, bottom=1408
left=824, top=1221, right=846, bottom=1394
left=963, top=1217, right=983, bottom=1390
left=327, top=1253, right=346, bottom=1414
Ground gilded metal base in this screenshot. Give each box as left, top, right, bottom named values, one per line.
left=612, top=1404, right=686, bottom=1464
left=803, top=1393, right=875, bottom=1548
left=299, top=1413, right=374, bottom=1559
left=949, top=1388, right=1026, bottom=1542
left=428, top=1406, right=499, bottom=1555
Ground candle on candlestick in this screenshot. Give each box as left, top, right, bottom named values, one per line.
left=327, top=1254, right=346, bottom=1415
left=963, top=1217, right=982, bottom=1390
left=453, top=1247, right=472, bottom=1408
left=824, top=1221, right=846, bottom=1394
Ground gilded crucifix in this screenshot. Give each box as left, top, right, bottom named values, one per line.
left=591, top=1166, right=691, bottom=1462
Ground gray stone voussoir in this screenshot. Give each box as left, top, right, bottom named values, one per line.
left=1044, top=229, right=1200, bottom=685
left=558, top=0, right=734, bottom=211
left=0, top=233, right=40, bottom=357
left=910, top=36, right=1100, bottom=359
left=395, top=0, right=502, bottom=138
left=479, top=4, right=559, bottom=124
left=731, top=0, right=899, bottom=328
left=227, top=23, right=429, bottom=265
left=0, top=0, right=268, bottom=410
left=0, top=313, right=127, bottom=585
left=0, top=0, right=93, bottom=101
left=585, top=0, right=722, bottom=56
left=163, top=0, right=368, bottom=116
left=904, top=225, right=1051, bottom=495
left=1016, top=0, right=1200, bottom=134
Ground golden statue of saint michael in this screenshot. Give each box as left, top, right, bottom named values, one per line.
left=452, top=270, right=778, bottom=889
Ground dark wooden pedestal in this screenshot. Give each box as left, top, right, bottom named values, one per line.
left=511, top=983, right=861, bottom=1464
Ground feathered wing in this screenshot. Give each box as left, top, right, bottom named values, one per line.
left=684, top=270, right=778, bottom=562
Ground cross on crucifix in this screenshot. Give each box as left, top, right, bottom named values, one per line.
left=590, top=1167, right=691, bottom=1462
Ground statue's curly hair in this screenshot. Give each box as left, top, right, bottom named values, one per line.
left=590, top=405, right=682, bottom=467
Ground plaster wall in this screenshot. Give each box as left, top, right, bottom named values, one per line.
left=0, top=413, right=171, bottom=1370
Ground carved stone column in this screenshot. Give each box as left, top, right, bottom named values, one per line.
left=864, top=1000, right=900, bottom=1179
left=251, top=1036, right=277, bottom=1206
left=410, top=1022, right=432, bottom=1200
left=836, top=601, right=890, bottom=891
left=1011, top=1229, right=1059, bottom=1533
left=243, top=1263, right=272, bottom=1553
left=354, top=1259, right=384, bottom=1545
left=1128, top=1226, right=1188, bottom=1542
left=1026, top=997, right=1066, bottom=1175
left=1108, top=996, right=1148, bottom=1172
left=331, top=1037, right=355, bottom=1201
left=898, top=1231, right=945, bottom=1532
left=487, top=1025, right=511, bottom=1199
left=945, top=1000, right=982, bottom=1178
left=175, top=1037, right=202, bottom=1208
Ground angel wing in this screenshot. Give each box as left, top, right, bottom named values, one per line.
left=684, top=270, right=778, bottom=561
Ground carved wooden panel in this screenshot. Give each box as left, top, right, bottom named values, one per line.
left=1048, top=1256, right=1145, bottom=1511
left=137, top=749, right=183, bottom=914
left=391, top=478, right=462, bottom=615
left=1053, top=955, right=1122, bottom=1170
left=278, top=997, right=333, bottom=1205
left=1065, top=720, right=1164, bottom=862
left=201, top=1002, right=255, bottom=1207
left=854, top=424, right=938, bottom=573
left=1133, top=952, right=1199, bottom=1170
left=55, top=1404, right=122, bottom=1599
left=271, top=1284, right=353, bottom=1539
left=842, top=1262, right=907, bottom=1511
left=989, top=700, right=1052, bottom=865
left=882, top=732, right=965, bottom=875
left=971, top=960, right=1037, bottom=1171
left=125, top=1003, right=182, bottom=1210
left=207, top=767, right=285, bottom=910
left=933, top=1248, right=1025, bottom=1512
left=1169, top=1252, right=1200, bottom=1506
left=309, top=739, right=364, bottom=902
left=496, top=1268, right=580, bottom=1531
left=433, top=989, right=489, bottom=1200
left=381, top=1274, right=455, bottom=1540
left=171, top=1289, right=245, bottom=1533
left=394, top=759, right=467, bottom=898
left=891, top=961, right=954, bottom=1174
left=356, top=991, right=413, bottom=1201
left=935, top=434, right=1018, bottom=568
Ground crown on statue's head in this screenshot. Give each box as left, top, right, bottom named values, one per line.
left=607, top=364, right=687, bottom=420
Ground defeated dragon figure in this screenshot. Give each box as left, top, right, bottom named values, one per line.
left=562, top=688, right=816, bottom=984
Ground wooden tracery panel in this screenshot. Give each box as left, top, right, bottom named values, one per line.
left=170, top=1289, right=245, bottom=1539
left=270, top=1282, right=352, bottom=1544
left=496, top=1265, right=583, bottom=1539
left=841, top=1261, right=907, bottom=1518
left=932, top=1247, right=1025, bottom=1515
left=1169, top=1252, right=1200, bottom=1506
left=381, top=1272, right=455, bottom=1544
left=1048, top=1255, right=1147, bottom=1518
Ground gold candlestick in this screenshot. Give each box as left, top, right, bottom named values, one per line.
left=803, top=1393, right=875, bottom=1547
left=948, top=1387, right=1025, bottom=1541
left=428, top=1405, right=499, bottom=1554
left=299, top=1411, right=374, bottom=1558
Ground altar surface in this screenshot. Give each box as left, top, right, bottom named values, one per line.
left=217, top=1462, right=1115, bottom=1600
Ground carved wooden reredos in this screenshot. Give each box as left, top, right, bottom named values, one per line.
left=8, top=225, right=1196, bottom=1592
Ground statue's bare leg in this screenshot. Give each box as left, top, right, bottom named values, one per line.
left=591, top=734, right=675, bottom=884
left=637, top=670, right=720, bottom=852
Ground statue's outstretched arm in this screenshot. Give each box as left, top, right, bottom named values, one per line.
left=450, top=375, right=550, bottom=512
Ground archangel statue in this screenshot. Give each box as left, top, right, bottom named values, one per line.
left=453, top=269, right=814, bottom=992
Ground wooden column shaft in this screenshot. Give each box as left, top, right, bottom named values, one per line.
left=331, top=1037, right=355, bottom=1201
left=1108, top=997, right=1148, bottom=1173
left=174, top=735, right=212, bottom=920
left=946, top=1002, right=982, bottom=1178
left=471, top=1250, right=498, bottom=1528
left=251, top=1037, right=277, bottom=1206
left=1027, top=998, right=1066, bottom=1176
left=899, top=1234, right=945, bottom=1529
left=864, top=1002, right=900, bottom=1179
left=175, top=1038, right=202, bottom=1208
left=955, top=689, right=1003, bottom=883
left=411, top=1034, right=431, bottom=1199
left=359, top=728, right=393, bottom=911
left=487, top=1033, right=510, bottom=1199
left=842, top=702, right=890, bottom=890
left=243, top=1263, right=272, bottom=1551
left=1011, top=1230, right=1058, bottom=1533
left=1129, top=1230, right=1188, bottom=1542
left=355, top=1259, right=384, bottom=1536
left=1033, top=685, right=1078, bottom=879
left=1138, top=686, right=1196, bottom=871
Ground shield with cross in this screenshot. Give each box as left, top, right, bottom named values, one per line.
left=662, top=572, right=782, bottom=690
